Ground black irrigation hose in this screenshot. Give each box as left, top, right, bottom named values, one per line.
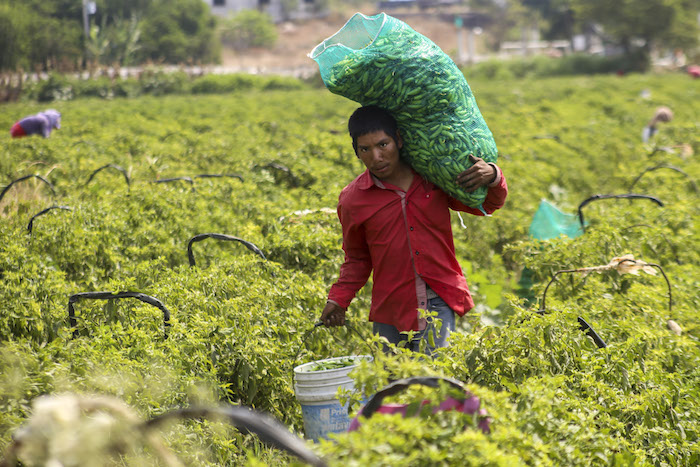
left=536, top=260, right=674, bottom=348
left=539, top=260, right=672, bottom=317
left=27, top=205, right=72, bottom=233
left=536, top=268, right=608, bottom=348
left=160, top=132, right=197, bottom=144
left=152, top=177, right=195, bottom=192
left=71, top=140, right=98, bottom=149
left=187, top=233, right=266, bottom=266
left=577, top=317, right=607, bottom=349
left=628, top=163, right=698, bottom=192
left=194, top=173, right=244, bottom=182
left=68, top=291, right=171, bottom=339
left=149, top=174, right=246, bottom=192
left=143, top=406, right=327, bottom=467
left=160, top=132, right=179, bottom=142
left=539, top=268, right=585, bottom=315
left=530, top=133, right=581, bottom=152
left=647, top=262, right=673, bottom=318
left=260, top=162, right=301, bottom=188
left=577, top=194, right=664, bottom=232
left=0, top=175, right=56, bottom=204
left=532, top=134, right=561, bottom=142
left=85, top=164, right=130, bottom=188
left=361, top=376, right=468, bottom=419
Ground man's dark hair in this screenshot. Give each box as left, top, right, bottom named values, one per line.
left=348, top=106, right=400, bottom=153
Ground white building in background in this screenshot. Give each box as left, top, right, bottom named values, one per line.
left=202, top=0, right=327, bottom=23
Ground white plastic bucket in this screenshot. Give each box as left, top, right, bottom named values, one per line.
left=293, top=355, right=372, bottom=441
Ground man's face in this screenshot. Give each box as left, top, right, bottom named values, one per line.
left=356, top=130, right=404, bottom=181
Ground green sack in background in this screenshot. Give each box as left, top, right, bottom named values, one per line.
left=309, top=12, right=498, bottom=208
left=517, top=199, right=584, bottom=303
left=529, top=199, right=584, bottom=241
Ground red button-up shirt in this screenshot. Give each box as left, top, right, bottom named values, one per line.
left=328, top=168, right=508, bottom=332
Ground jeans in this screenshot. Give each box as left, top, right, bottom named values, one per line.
left=372, top=296, right=456, bottom=356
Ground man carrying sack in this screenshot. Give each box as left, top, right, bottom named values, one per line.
left=319, top=106, right=508, bottom=355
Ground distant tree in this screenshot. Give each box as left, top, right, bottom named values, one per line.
left=138, top=0, right=219, bottom=64
left=107, top=16, right=142, bottom=66
left=6, top=0, right=83, bottom=21
left=1, top=0, right=223, bottom=69
left=0, top=1, right=83, bottom=72
left=86, top=23, right=111, bottom=68
left=522, top=0, right=576, bottom=41
left=95, top=0, right=152, bottom=22
left=570, top=0, right=699, bottom=68
left=220, top=10, right=278, bottom=50
left=468, top=0, right=537, bottom=52
left=0, top=4, right=21, bottom=70
left=25, top=16, right=83, bottom=70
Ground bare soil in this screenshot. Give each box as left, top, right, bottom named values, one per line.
left=220, top=11, right=460, bottom=76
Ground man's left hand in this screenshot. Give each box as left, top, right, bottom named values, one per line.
left=455, top=154, right=496, bottom=192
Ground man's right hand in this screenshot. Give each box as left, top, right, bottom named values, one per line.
left=320, top=301, right=346, bottom=327
left=456, top=154, right=496, bottom=192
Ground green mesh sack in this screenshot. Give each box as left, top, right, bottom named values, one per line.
left=529, top=199, right=584, bottom=241
left=309, top=12, right=498, bottom=208
left=517, top=200, right=583, bottom=302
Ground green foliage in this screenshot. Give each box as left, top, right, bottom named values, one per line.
left=138, top=68, right=191, bottom=95
left=32, top=73, right=74, bottom=102
left=0, top=5, right=20, bottom=70
left=522, top=0, right=576, bottom=41
left=191, top=73, right=305, bottom=94
left=138, top=0, right=219, bottom=64
left=219, top=10, right=278, bottom=50
left=0, top=2, right=82, bottom=72
left=0, top=73, right=698, bottom=465
left=463, top=53, right=646, bottom=80
left=85, top=15, right=143, bottom=67
left=0, top=0, right=220, bottom=71
left=20, top=71, right=310, bottom=102
left=571, top=0, right=700, bottom=65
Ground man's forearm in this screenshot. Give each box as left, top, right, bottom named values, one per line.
left=328, top=255, right=372, bottom=308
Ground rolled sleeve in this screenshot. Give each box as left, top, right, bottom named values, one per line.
left=448, top=165, right=508, bottom=215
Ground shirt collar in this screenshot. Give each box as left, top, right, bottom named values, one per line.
left=358, top=168, right=422, bottom=192
left=357, top=169, right=377, bottom=190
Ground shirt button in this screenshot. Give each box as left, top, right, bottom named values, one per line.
left=415, top=251, right=419, bottom=255
left=410, top=226, right=414, bottom=231
left=426, top=194, right=430, bottom=198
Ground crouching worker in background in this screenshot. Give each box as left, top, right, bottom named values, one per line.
left=319, top=106, right=508, bottom=356
left=642, top=106, right=673, bottom=143
left=10, top=109, right=61, bottom=139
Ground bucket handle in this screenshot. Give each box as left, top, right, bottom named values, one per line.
left=360, top=376, right=469, bottom=419
left=293, top=320, right=375, bottom=366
